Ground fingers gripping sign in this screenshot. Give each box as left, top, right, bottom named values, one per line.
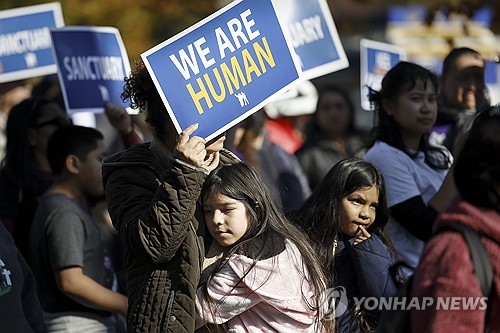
left=353, top=225, right=371, bottom=246
left=174, top=123, right=208, bottom=168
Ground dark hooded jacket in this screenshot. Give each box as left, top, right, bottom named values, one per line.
left=102, top=142, right=237, bottom=333
left=335, top=234, right=399, bottom=333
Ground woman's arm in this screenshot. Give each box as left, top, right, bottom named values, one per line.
left=105, top=160, right=207, bottom=264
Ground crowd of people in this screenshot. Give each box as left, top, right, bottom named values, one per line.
left=0, top=43, right=498, bottom=333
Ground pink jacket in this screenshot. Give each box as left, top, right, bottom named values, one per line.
left=410, top=200, right=500, bottom=332
left=196, top=240, right=320, bottom=332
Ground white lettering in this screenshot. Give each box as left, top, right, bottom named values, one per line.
left=193, top=37, right=215, bottom=69
left=169, top=44, right=200, bottom=80
left=240, top=9, right=260, bottom=40
left=0, top=28, right=52, bottom=56
left=63, top=56, right=124, bottom=81
left=227, top=17, right=248, bottom=49
left=288, top=15, right=324, bottom=48
left=215, top=27, right=236, bottom=59
left=352, top=297, right=365, bottom=309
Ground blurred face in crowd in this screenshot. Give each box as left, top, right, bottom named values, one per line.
left=340, top=186, right=379, bottom=237
left=29, top=102, right=71, bottom=157
left=316, top=91, right=352, bottom=138
left=77, top=139, right=107, bottom=198
left=385, top=79, right=438, bottom=144
left=442, top=53, right=485, bottom=110
left=203, top=192, right=249, bottom=247
left=0, top=82, right=32, bottom=115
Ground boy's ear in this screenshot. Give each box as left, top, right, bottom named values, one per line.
left=65, top=154, right=80, bottom=175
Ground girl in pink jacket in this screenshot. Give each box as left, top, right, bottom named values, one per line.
left=195, top=162, right=331, bottom=332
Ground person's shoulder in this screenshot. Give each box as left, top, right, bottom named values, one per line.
left=34, top=193, right=83, bottom=228
left=38, top=192, right=73, bottom=208
left=365, top=141, right=409, bottom=165
left=102, top=143, right=153, bottom=166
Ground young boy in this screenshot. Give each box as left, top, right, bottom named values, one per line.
left=29, top=125, right=127, bottom=332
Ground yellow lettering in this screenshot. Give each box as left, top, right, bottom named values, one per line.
left=186, top=78, right=213, bottom=114
left=254, top=36, right=275, bottom=73
left=221, top=56, right=247, bottom=95
left=204, top=68, right=226, bottom=103
left=242, top=48, right=261, bottom=83
left=185, top=36, right=276, bottom=114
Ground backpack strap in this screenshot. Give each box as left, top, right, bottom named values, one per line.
left=437, top=223, right=493, bottom=297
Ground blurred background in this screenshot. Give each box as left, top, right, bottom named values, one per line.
left=2, top=0, right=499, bottom=130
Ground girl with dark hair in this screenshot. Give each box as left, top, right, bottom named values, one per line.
left=410, top=105, right=500, bottom=331
left=296, top=85, right=366, bottom=191
left=0, top=97, right=71, bottom=259
left=364, top=61, right=458, bottom=275
left=290, top=158, right=401, bottom=333
left=195, top=162, right=330, bottom=333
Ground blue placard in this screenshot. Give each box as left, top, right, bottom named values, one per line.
left=142, top=0, right=301, bottom=141
left=272, top=0, right=349, bottom=80
left=485, top=60, right=499, bottom=85
left=50, top=26, right=133, bottom=114
left=360, top=39, right=406, bottom=111
left=0, top=3, right=64, bottom=83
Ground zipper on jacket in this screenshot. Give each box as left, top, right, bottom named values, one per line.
left=162, top=290, right=175, bottom=329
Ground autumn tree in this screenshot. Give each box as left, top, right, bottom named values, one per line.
left=1, top=0, right=218, bottom=64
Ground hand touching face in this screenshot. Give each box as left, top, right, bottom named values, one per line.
left=340, top=186, right=379, bottom=240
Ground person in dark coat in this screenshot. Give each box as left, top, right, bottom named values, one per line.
left=290, top=158, right=401, bottom=332
left=102, top=61, right=237, bottom=333
left=0, top=219, right=46, bottom=333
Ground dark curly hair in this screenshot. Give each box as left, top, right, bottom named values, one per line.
left=121, top=61, right=172, bottom=142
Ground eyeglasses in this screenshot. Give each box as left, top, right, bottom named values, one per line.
left=31, top=116, right=72, bottom=128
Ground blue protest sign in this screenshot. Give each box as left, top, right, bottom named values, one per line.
left=272, top=0, right=349, bottom=80
left=360, top=39, right=406, bottom=111
left=142, top=0, right=301, bottom=141
left=0, top=3, right=64, bottom=83
left=50, top=26, right=133, bottom=114
left=485, top=60, right=499, bottom=85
